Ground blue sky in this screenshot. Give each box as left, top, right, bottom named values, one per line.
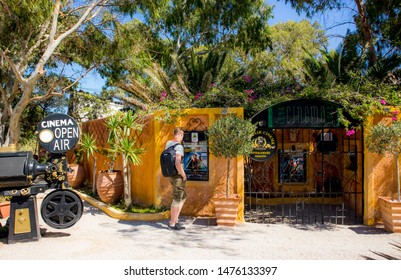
left=78, top=1, right=356, bottom=93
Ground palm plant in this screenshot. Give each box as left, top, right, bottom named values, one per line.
left=105, top=110, right=145, bottom=209
left=80, top=133, right=98, bottom=194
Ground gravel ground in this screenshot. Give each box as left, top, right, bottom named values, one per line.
left=1, top=201, right=401, bottom=260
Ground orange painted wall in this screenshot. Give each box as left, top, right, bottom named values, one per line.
left=364, top=109, right=401, bottom=225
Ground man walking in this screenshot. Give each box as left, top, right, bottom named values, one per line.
left=165, top=127, right=187, bottom=230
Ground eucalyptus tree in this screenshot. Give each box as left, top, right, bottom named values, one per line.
left=0, top=0, right=144, bottom=147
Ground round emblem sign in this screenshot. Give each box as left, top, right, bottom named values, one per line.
left=250, top=129, right=276, bottom=161
left=36, top=113, right=80, bottom=154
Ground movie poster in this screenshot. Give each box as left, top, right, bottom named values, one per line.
left=183, top=131, right=208, bottom=181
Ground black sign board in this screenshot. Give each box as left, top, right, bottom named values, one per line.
left=269, top=99, right=339, bottom=128
left=251, top=99, right=341, bottom=128
left=250, top=129, right=276, bottom=162
left=36, top=113, right=80, bottom=154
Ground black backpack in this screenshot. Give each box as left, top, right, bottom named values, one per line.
left=160, top=143, right=180, bottom=177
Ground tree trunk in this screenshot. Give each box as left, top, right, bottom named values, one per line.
left=122, top=154, right=132, bottom=209
left=92, top=157, right=97, bottom=194
left=354, top=0, right=378, bottom=66
left=8, top=86, right=33, bottom=146
left=226, top=158, right=231, bottom=197
left=397, top=154, right=400, bottom=202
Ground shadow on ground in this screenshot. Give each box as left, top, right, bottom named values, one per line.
left=362, top=242, right=401, bottom=260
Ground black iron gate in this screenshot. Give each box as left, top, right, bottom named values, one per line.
left=244, top=127, right=364, bottom=225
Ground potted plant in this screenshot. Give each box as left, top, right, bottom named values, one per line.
left=67, top=146, right=86, bottom=189
left=79, top=133, right=98, bottom=194
left=207, top=113, right=256, bottom=226
left=97, top=111, right=145, bottom=207
left=0, top=195, right=11, bottom=219
left=365, top=112, right=401, bottom=232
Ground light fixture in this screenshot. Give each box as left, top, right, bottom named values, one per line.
left=38, top=129, right=54, bottom=143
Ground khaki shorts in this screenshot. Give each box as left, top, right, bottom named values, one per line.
left=169, top=174, right=187, bottom=207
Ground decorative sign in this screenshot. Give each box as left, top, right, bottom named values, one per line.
left=36, top=113, right=80, bottom=154
left=250, top=129, right=276, bottom=162
left=251, top=99, right=341, bottom=128
left=268, top=99, right=339, bottom=128
left=183, top=131, right=208, bottom=181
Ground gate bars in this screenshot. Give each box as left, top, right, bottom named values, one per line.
left=244, top=128, right=364, bottom=225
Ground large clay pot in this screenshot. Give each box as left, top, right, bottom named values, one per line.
left=213, top=194, right=241, bottom=226
left=67, top=164, right=86, bottom=189
left=0, top=201, right=10, bottom=219
left=96, top=170, right=124, bottom=204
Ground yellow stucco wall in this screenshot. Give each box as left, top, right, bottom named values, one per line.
left=81, top=108, right=246, bottom=222
left=131, top=107, right=245, bottom=221
left=363, top=109, right=401, bottom=225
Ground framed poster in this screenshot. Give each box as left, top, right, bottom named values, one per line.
left=183, top=131, right=209, bottom=181
left=278, top=152, right=307, bottom=183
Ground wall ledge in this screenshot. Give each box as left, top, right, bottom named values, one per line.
left=74, top=191, right=170, bottom=221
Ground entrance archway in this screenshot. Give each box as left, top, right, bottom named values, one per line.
left=245, top=99, right=363, bottom=224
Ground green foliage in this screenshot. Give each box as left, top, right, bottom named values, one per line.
left=18, top=136, right=38, bottom=154
left=365, top=115, right=401, bottom=202
left=207, top=113, right=256, bottom=196
left=112, top=200, right=168, bottom=214
left=0, top=0, right=53, bottom=49
left=207, top=114, right=256, bottom=159
left=0, top=195, right=12, bottom=203
left=366, top=119, right=401, bottom=157
left=193, top=87, right=248, bottom=109
left=104, top=110, right=145, bottom=172
left=80, top=133, right=98, bottom=161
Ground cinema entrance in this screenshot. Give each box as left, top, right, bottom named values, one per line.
left=245, top=99, right=363, bottom=225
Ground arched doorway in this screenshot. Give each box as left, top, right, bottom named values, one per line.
left=245, top=99, right=363, bottom=224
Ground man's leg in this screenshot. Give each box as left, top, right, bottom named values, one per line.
left=169, top=175, right=186, bottom=229
left=170, top=204, right=180, bottom=226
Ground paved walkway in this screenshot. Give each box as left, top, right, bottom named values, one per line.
left=1, top=200, right=401, bottom=260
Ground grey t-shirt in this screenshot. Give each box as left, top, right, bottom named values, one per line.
left=165, top=141, right=184, bottom=156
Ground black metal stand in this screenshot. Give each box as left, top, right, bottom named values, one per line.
left=8, top=196, right=41, bottom=244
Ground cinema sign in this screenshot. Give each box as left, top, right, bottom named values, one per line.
left=251, top=99, right=341, bottom=129
left=36, top=113, right=80, bottom=154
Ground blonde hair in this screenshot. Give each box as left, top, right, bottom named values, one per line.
left=173, top=127, right=184, bottom=136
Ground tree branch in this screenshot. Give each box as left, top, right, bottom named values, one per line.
left=30, top=91, right=63, bottom=102
left=31, top=0, right=108, bottom=82
left=23, top=20, right=51, bottom=71
left=48, top=0, right=61, bottom=44
left=0, top=50, right=27, bottom=84
left=61, top=64, right=96, bottom=92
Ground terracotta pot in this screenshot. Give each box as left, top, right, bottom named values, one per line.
left=213, top=194, right=241, bottom=226
left=0, top=201, right=10, bottom=219
left=96, top=170, right=124, bottom=204
left=379, top=196, right=401, bottom=233
left=67, top=164, right=86, bottom=189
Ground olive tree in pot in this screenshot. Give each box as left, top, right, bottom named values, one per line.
left=365, top=115, right=401, bottom=232
left=207, top=113, right=256, bottom=226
